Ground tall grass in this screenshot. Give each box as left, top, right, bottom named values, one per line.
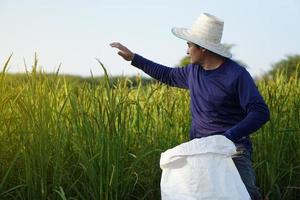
left=253, top=68, right=300, bottom=200
left=0, top=56, right=190, bottom=200
left=0, top=57, right=299, bottom=199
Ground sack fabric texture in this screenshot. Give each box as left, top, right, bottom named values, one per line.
left=160, top=135, right=251, bottom=200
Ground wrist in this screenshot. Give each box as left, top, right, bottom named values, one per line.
left=224, top=130, right=233, bottom=141
left=130, top=53, right=135, bottom=61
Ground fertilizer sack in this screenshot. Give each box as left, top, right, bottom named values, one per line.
left=160, top=135, right=251, bottom=200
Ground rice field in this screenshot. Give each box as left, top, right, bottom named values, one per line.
left=0, top=57, right=299, bottom=199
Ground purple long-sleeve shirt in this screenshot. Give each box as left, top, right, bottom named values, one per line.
left=131, top=54, right=270, bottom=151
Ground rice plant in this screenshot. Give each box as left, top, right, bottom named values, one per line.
left=0, top=56, right=299, bottom=199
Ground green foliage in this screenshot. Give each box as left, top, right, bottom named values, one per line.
left=4, top=73, right=156, bottom=89
left=265, top=55, right=300, bottom=79
left=0, top=57, right=189, bottom=200
left=0, top=56, right=299, bottom=199
left=253, top=70, right=300, bottom=200
left=177, top=56, right=190, bottom=67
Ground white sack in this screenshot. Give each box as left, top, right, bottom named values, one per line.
left=160, top=135, right=250, bottom=200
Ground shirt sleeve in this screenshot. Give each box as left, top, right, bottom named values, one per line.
left=131, top=54, right=190, bottom=89
left=224, top=69, right=270, bottom=142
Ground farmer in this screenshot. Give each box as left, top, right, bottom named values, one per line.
left=110, top=13, right=270, bottom=200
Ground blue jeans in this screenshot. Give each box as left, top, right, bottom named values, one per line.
left=232, top=148, right=262, bottom=200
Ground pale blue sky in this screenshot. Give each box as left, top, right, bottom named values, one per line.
left=1, top=0, right=299, bottom=77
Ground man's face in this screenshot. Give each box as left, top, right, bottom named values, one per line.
left=186, top=42, right=205, bottom=65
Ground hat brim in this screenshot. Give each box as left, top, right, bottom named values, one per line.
left=172, top=27, right=232, bottom=58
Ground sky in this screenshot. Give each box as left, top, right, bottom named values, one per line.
left=0, top=0, right=300, bottom=78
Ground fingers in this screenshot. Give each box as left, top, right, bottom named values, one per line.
left=109, top=42, right=119, bottom=48
left=110, top=42, right=126, bottom=51
left=110, top=42, right=134, bottom=61
left=110, top=42, right=128, bottom=54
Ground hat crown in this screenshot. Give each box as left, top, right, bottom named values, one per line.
left=190, top=13, right=224, bottom=44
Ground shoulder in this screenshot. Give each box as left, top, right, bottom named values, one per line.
left=225, top=59, right=244, bottom=71
left=224, top=59, right=249, bottom=77
left=221, top=59, right=256, bottom=89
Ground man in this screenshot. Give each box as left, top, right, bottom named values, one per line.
left=110, top=13, right=269, bottom=200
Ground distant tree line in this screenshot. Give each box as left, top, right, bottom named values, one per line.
left=263, top=55, right=300, bottom=79
left=3, top=52, right=299, bottom=87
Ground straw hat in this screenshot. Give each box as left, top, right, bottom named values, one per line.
left=172, top=13, right=232, bottom=58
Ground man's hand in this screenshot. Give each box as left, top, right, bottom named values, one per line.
left=110, top=42, right=134, bottom=61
